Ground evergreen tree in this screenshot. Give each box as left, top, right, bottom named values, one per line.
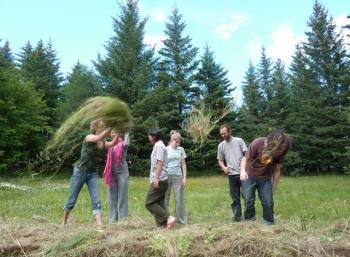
left=301, top=1, right=350, bottom=172
left=57, top=62, right=103, bottom=122
left=192, top=45, right=235, bottom=169
left=257, top=46, right=273, bottom=104
left=158, top=7, right=199, bottom=115
left=267, top=59, right=291, bottom=130
left=286, top=46, right=323, bottom=173
left=238, top=61, right=265, bottom=142
left=94, top=0, right=154, bottom=107
left=0, top=40, right=14, bottom=67
left=196, top=44, right=234, bottom=112
left=0, top=47, right=48, bottom=174
left=17, top=40, right=62, bottom=127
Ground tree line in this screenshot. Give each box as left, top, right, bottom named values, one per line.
left=0, top=0, right=349, bottom=176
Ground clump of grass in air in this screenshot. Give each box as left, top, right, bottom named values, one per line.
left=40, top=96, right=133, bottom=173
left=182, top=104, right=231, bottom=145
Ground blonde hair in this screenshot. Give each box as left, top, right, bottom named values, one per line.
left=170, top=130, right=182, bottom=142
left=90, top=119, right=105, bottom=134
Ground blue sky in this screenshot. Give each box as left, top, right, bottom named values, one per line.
left=1, top=0, right=349, bottom=104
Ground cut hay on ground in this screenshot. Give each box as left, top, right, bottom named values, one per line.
left=1, top=218, right=349, bottom=257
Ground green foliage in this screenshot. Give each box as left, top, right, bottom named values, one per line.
left=57, top=62, right=103, bottom=122
left=17, top=40, right=62, bottom=127
left=0, top=53, right=48, bottom=174
left=286, top=2, right=350, bottom=173
left=196, top=44, right=234, bottom=112
left=158, top=7, right=199, bottom=115
left=94, top=0, right=155, bottom=107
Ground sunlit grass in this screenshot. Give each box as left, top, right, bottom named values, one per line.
left=0, top=175, right=349, bottom=227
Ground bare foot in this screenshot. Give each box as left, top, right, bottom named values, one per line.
left=166, top=216, right=176, bottom=230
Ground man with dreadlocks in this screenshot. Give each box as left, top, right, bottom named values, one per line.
left=240, top=130, right=291, bottom=225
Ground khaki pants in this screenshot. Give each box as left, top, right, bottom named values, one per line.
left=165, top=175, right=187, bottom=224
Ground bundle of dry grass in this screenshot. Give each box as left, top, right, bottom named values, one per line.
left=40, top=96, right=133, bottom=173
left=182, top=105, right=231, bottom=145
left=2, top=219, right=349, bottom=257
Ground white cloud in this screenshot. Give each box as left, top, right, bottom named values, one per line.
left=266, top=23, right=303, bottom=64
left=214, top=13, right=248, bottom=40
left=144, top=34, right=166, bottom=50
left=335, top=14, right=350, bottom=47
left=139, top=2, right=167, bottom=23
left=152, top=8, right=167, bottom=22
left=245, top=36, right=262, bottom=64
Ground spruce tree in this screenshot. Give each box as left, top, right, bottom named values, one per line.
left=267, top=59, right=291, bottom=130
left=0, top=40, right=14, bottom=67
left=196, top=44, right=233, bottom=112
left=301, top=1, right=350, bottom=172
left=18, top=40, right=62, bottom=127
left=94, top=0, right=154, bottom=107
left=158, top=7, right=199, bottom=115
left=287, top=46, right=323, bottom=173
left=0, top=42, right=48, bottom=174
left=257, top=46, right=273, bottom=107
left=192, top=45, right=235, bottom=170
left=57, top=62, right=103, bottom=122
left=238, top=61, right=265, bottom=142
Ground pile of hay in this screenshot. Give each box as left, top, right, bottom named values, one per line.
left=1, top=218, right=349, bottom=257
left=41, top=96, right=133, bottom=172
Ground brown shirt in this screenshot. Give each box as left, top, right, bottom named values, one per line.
left=245, top=137, right=285, bottom=179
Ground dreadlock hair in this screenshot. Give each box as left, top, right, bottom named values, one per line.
left=260, top=129, right=291, bottom=165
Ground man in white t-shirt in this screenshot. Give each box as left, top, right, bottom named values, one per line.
left=217, top=124, right=247, bottom=221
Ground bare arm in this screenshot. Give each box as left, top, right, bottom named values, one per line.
left=218, top=159, right=229, bottom=174
left=104, top=134, right=119, bottom=149
left=123, top=133, right=130, bottom=147
left=181, top=158, right=187, bottom=186
left=86, top=128, right=111, bottom=143
left=240, top=157, right=249, bottom=181
left=272, top=163, right=281, bottom=192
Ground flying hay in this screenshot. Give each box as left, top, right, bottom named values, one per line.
left=182, top=105, right=231, bottom=145
left=42, top=96, right=133, bottom=173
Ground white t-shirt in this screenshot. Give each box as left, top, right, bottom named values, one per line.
left=166, top=146, right=186, bottom=176
left=150, top=140, right=168, bottom=182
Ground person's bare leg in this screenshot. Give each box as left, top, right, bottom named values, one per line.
left=62, top=210, right=70, bottom=226
left=95, top=213, right=103, bottom=227
left=166, top=215, right=176, bottom=229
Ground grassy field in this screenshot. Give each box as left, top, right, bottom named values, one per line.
left=0, top=175, right=349, bottom=256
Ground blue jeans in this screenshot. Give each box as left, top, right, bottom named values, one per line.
left=64, top=166, right=102, bottom=215
left=241, top=177, right=274, bottom=224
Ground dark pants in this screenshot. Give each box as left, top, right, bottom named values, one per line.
left=228, top=175, right=242, bottom=221
left=241, top=177, right=274, bottom=224
left=145, top=180, right=169, bottom=226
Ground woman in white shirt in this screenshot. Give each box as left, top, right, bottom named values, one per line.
left=165, top=130, right=187, bottom=224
